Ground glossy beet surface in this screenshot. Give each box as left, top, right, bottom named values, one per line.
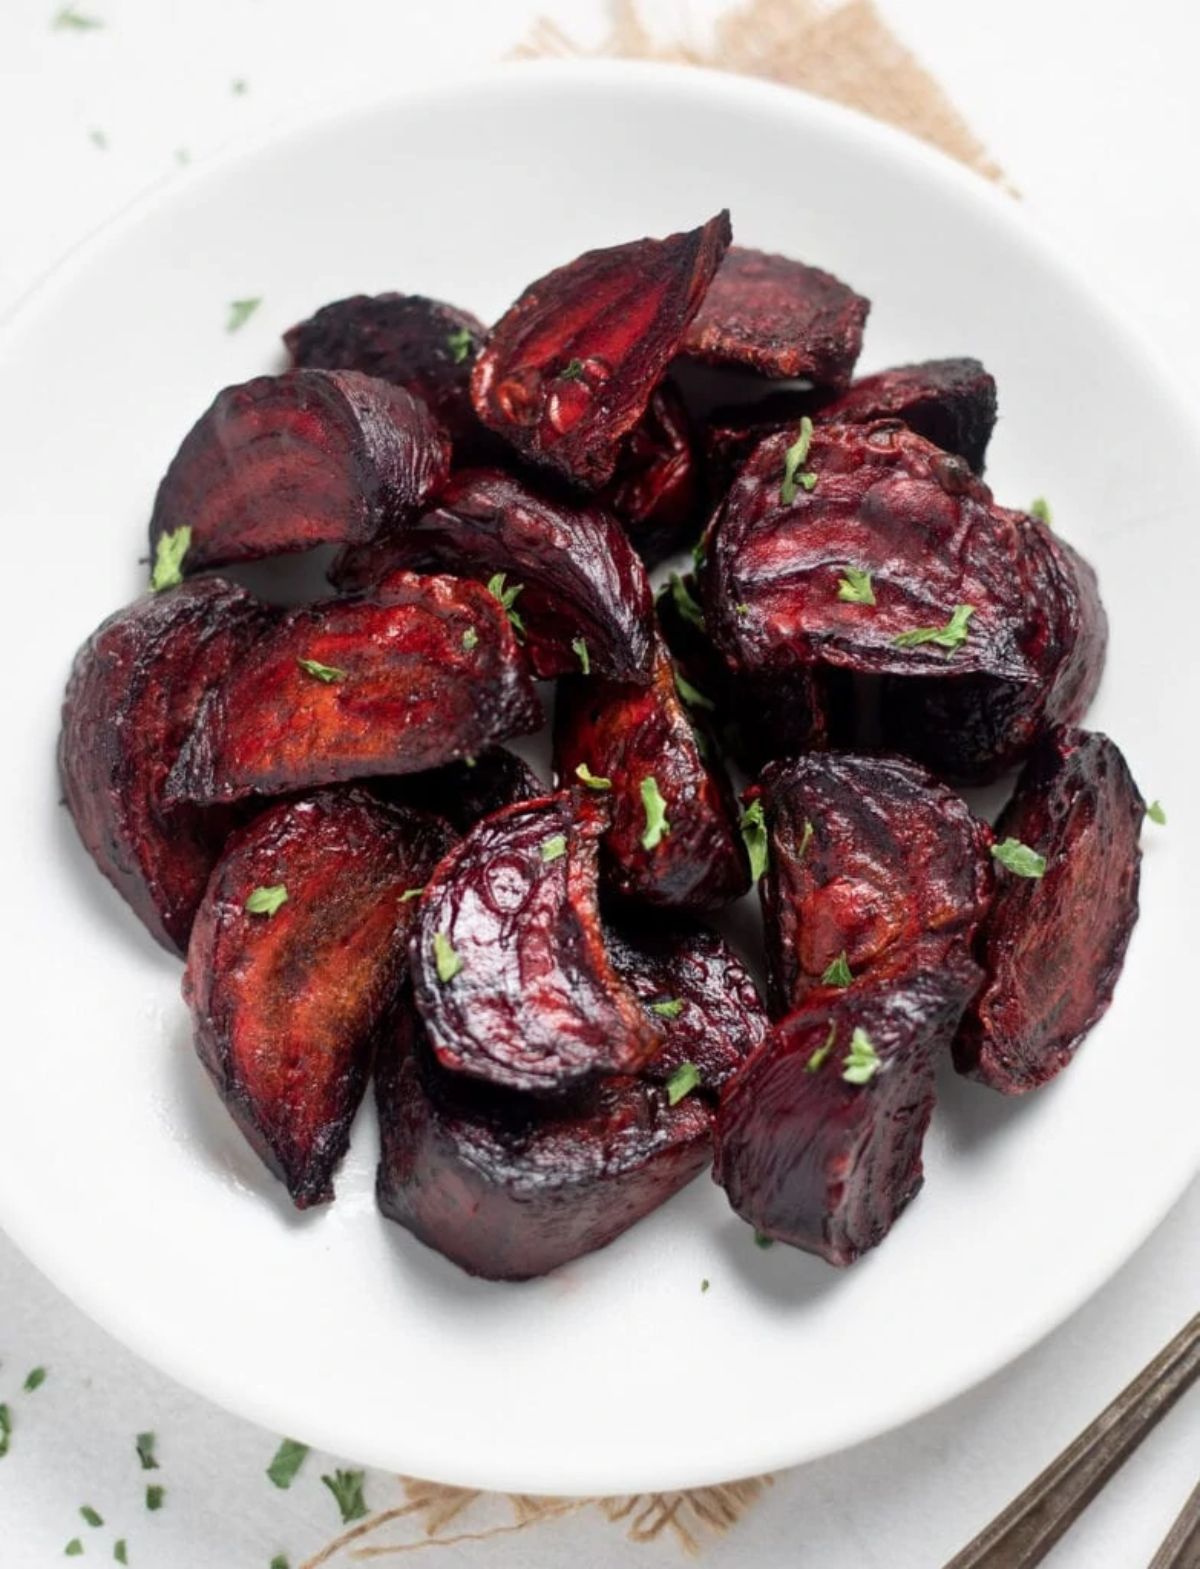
left=602, top=384, right=702, bottom=566
left=148, top=369, right=450, bottom=574
left=701, top=421, right=1107, bottom=781
left=754, top=753, right=993, bottom=1015
left=410, top=793, right=661, bottom=1094
left=471, top=212, right=731, bottom=487
left=165, top=573, right=541, bottom=805
left=59, top=579, right=269, bottom=953
left=681, top=245, right=869, bottom=384
left=184, top=790, right=449, bottom=1207
left=955, top=727, right=1144, bottom=1093
left=379, top=748, right=543, bottom=835
left=815, top=358, right=997, bottom=474
left=330, top=467, right=655, bottom=682
left=715, top=965, right=979, bottom=1266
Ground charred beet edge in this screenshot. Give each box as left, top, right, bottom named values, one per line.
left=377, top=748, right=543, bottom=835
left=329, top=467, right=655, bottom=683
left=148, top=369, right=450, bottom=575
left=955, top=727, right=1144, bottom=1093
left=700, top=421, right=1107, bottom=782
left=164, top=572, right=542, bottom=806
left=714, top=965, right=979, bottom=1266
left=184, top=790, right=450, bottom=1207
left=681, top=245, right=869, bottom=385
left=410, top=792, right=661, bottom=1095
left=754, top=753, right=993, bottom=1016
left=59, top=579, right=269, bottom=954
left=601, top=384, right=702, bottom=567
left=471, top=212, right=732, bottom=488
left=553, top=636, right=750, bottom=911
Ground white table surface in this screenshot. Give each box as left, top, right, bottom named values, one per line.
left=2, top=2, right=1198, bottom=1565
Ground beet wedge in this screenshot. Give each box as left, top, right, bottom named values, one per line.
left=471, top=212, right=731, bottom=487
left=753, top=753, right=993, bottom=1016
left=184, top=789, right=450, bottom=1207
left=376, top=747, right=543, bottom=835
left=410, top=792, right=661, bottom=1094
left=714, top=964, right=979, bottom=1266
left=330, top=467, right=655, bottom=682
left=165, top=572, right=541, bottom=806
left=954, top=727, right=1144, bottom=1093
left=148, top=369, right=450, bottom=575
left=553, top=635, right=750, bottom=911
left=59, top=579, right=269, bottom=954
left=601, top=383, right=702, bottom=567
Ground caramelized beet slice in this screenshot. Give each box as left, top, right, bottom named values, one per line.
left=330, top=468, right=655, bottom=682
left=148, top=370, right=450, bottom=575
left=166, top=572, right=541, bottom=805
left=59, top=579, right=268, bottom=953
left=955, top=727, right=1144, bottom=1093
left=379, top=748, right=543, bottom=835
left=701, top=422, right=1107, bottom=782
left=754, top=753, right=993, bottom=1015
left=376, top=1007, right=711, bottom=1280
left=602, top=384, right=702, bottom=566
left=681, top=246, right=869, bottom=385
left=816, top=358, right=997, bottom=474
left=471, top=212, right=731, bottom=487
left=714, top=966, right=979, bottom=1265
left=184, top=790, right=449, bottom=1207
left=411, top=793, right=660, bottom=1094
left=553, top=637, right=750, bottom=911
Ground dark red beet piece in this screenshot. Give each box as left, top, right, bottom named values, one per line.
left=955, top=727, right=1144, bottom=1094
left=700, top=421, right=1107, bottom=782
left=681, top=246, right=869, bottom=385
left=184, top=790, right=449, bottom=1207
left=329, top=467, right=655, bottom=682
left=378, top=748, right=543, bottom=835
left=815, top=358, right=997, bottom=474
left=553, top=636, right=750, bottom=911
left=59, top=579, right=269, bottom=954
left=148, top=369, right=450, bottom=575
left=754, top=753, right=993, bottom=1016
left=601, top=384, right=702, bottom=566
left=471, top=212, right=731, bottom=488
left=165, top=572, right=541, bottom=806
left=410, top=792, right=661, bottom=1094
left=714, top=965, right=979, bottom=1266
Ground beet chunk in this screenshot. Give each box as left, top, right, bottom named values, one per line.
left=554, top=636, right=750, bottom=911
left=411, top=793, right=661, bottom=1094
left=701, top=421, right=1107, bottom=782
left=59, top=579, right=269, bottom=954
left=754, top=753, right=993, bottom=1016
left=330, top=468, right=655, bottom=682
left=601, top=384, right=702, bottom=566
left=165, top=572, right=541, bottom=805
left=471, top=212, right=731, bottom=488
left=714, top=966, right=979, bottom=1266
left=379, top=748, right=543, bottom=835
left=954, top=727, right=1144, bottom=1093
left=815, top=358, right=997, bottom=474
left=148, top=369, right=450, bottom=575
left=681, top=246, right=869, bottom=386
left=184, top=790, right=449, bottom=1207
left=376, top=1006, right=711, bottom=1280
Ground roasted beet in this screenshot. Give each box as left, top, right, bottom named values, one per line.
left=184, top=790, right=449, bottom=1207
left=165, top=573, right=541, bottom=806
left=59, top=579, right=269, bottom=954
left=954, top=727, right=1144, bottom=1093
left=553, top=636, right=750, bottom=911
left=714, top=966, right=979, bottom=1265
left=701, top=422, right=1107, bottom=782
left=471, top=212, right=731, bottom=488
left=329, top=468, right=654, bottom=682
left=379, top=748, right=543, bottom=835
left=376, top=1006, right=712, bottom=1280
left=703, top=389, right=818, bottom=495
left=601, top=384, right=702, bottom=566
left=148, top=370, right=450, bottom=575
left=410, top=793, right=660, bottom=1094
left=681, top=246, right=869, bottom=385
left=753, top=753, right=993, bottom=1016
left=815, top=358, right=997, bottom=474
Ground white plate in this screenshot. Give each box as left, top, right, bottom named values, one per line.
left=1, top=60, right=1196, bottom=1496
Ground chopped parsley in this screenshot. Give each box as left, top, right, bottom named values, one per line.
left=80, top=1506, right=104, bottom=1528
left=269, top=1557, right=288, bottom=1569
left=296, top=657, right=346, bottom=683
left=486, top=573, right=526, bottom=638
left=734, top=602, right=750, bottom=616
left=674, top=671, right=714, bottom=711
left=540, top=834, right=567, bottom=863
left=445, top=326, right=473, bottom=364
left=990, top=838, right=1046, bottom=878
left=836, top=567, right=875, bottom=605
left=145, top=1485, right=165, bottom=1511
left=560, top=358, right=585, bottom=381
left=821, top=951, right=853, bottom=988
left=245, top=884, right=288, bottom=917
left=1147, top=800, right=1167, bottom=825
left=571, top=636, right=590, bottom=674
left=461, top=627, right=478, bottom=652
left=227, top=297, right=261, bottom=333
left=806, top=1022, right=837, bottom=1073
left=665, top=1061, right=701, bottom=1104
left=135, top=1431, right=159, bottom=1470
left=798, top=471, right=819, bottom=492
left=400, top=887, right=425, bottom=902
left=666, top=573, right=705, bottom=630
left=433, top=932, right=463, bottom=984
left=639, top=776, right=670, bottom=850
left=739, top=798, right=768, bottom=884
left=0, top=1404, right=10, bottom=1458
left=266, top=1437, right=308, bottom=1489
left=114, top=1543, right=128, bottom=1564
left=89, top=128, right=108, bottom=150
left=701, top=1278, right=710, bottom=1293
left=842, top=1027, right=881, bottom=1085
left=321, top=1469, right=368, bottom=1524
left=53, top=6, right=103, bottom=28
left=892, top=603, right=975, bottom=652
left=753, top=1231, right=774, bottom=1249
left=575, top=762, right=612, bottom=791
left=649, top=998, right=684, bottom=1019
left=23, top=1367, right=47, bottom=1393
left=1030, top=497, right=1053, bottom=527
left=150, top=525, right=191, bottom=591
left=797, top=818, right=814, bottom=859
left=780, top=417, right=815, bottom=504
left=65, top=1542, right=83, bottom=1557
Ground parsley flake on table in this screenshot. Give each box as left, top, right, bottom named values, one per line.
left=80, top=1505, right=103, bottom=1528
left=571, top=635, right=590, bottom=674
left=114, top=1543, right=128, bottom=1564
left=145, top=1485, right=164, bottom=1511
left=650, top=998, right=684, bottom=1019
left=639, top=776, right=670, bottom=850
left=322, top=1469, right=368, bottom=1524
left=53, top=6, right=103, bottom=28
left=701, top=1278, right=710, bottom=1293
left=245, top=884, right=288, bottom=917
left=433, top=932, right=463, bottom=984
left=739, top=798, right=768, bottom=884
left=296, top=657, right=346, bottom=683
left=135, top=1431, right=159, bottom=1470
left=821, top=952, right=853, bottom=988
left=892, top=603, right=975, bottom=651
left=445, top=326, right=473, bottom=364
left=0, top=1403, right=10, bottom=1458
left=753, top=1231, right=774, bottom=1249
left=150, top=525, right=191, bottom=591
left=227, top=297, right=262, bottom=334
left=806, top=1022, right=838, bottom=1073
left=842, top=1027, right=881, bottom=1085
left=540, top=834, right=568, bottom=863
left=990, top=838, right=1047, bottom=878
left=265, top=1437, right=307, bottom=1489
left=65, top=1542, right=83, bottom=1558
left=269, top=1557, right=289, bottom=1569
left=1147, top=800, right=1167, bottom=825
left=23, top=1367, right=47, bottom=1392
left=779, top=416, right=815, bottom=504
left=575, top=762, right=612, bottom=791
left=665, top=1061, right=701, bottom=1104
left=836, top=567, right=875, bottom=605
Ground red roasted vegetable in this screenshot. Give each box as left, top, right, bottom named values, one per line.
left=148, top=369, right=450, bottom=575
left=184, top=789, right=449, bottom=1207
left=410, top=792, right=661, bottom=1094
left=165, top=572, right=541, bottom=805
left=378, top=748, right=543, bottom=835
left=602, top=383, right=702, bottom=566
left=955, top=727, right=1144, bottom=1093
left=471, top=212, right=731, bottom=487
left=59, top=579, right=269, bottom=953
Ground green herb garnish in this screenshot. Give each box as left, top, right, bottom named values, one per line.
left=674, top=671, right=714, bottom=711
left=821, top=951, right=853, bottom=988
left=666, top=573, right=705, bottom=630
left=540, top=834, right=567, bottom=863
left=24, top=1367, right=47, bottom=1392
left=639, top=776, right=670, bottom=850
left=266, top=1436, right=307, bottom=1488
left=89, top=128, right=108, bottom=150
left=701, top=1278, right=710, bottom=1293
left=893, top=603, right=975, bottom=651
left=53, top=6, right=103, bottom=28
left=296, top=657, right=346, bottom=683
left=400, top=887, right=425, bottom=903
left=842, top=1027, right=881, bottom=1085
left=145, top=1485, right=164, bottom=1512
left=150, top=525, right=191, bottom=591
left=806, top=1022, right=837, bottom=1073
left=269, top=1557, right=288, bottom=1569
left=114, top=1543, right=128, bottom=1564
left=753, top=1231, right=774, bottom=1249
left=797, top=818, right=814, bottom=859
left=571, top=636, right=590, bottom=675
left=734, top=602, right=750, bottom=616
left=1030, top=497, right=1053, bottom=527
left=80, top=1506, right=103, bottom=1528
left=433, top=932, right=463, bottom=983
left=65, top=1542, right=83, bottom=1557
left=649, top=998, right=684, bottom=1019
left=739, top=798, right=768, bottom=884
left=1147, top=800, right=1167, bottom=825
left=575, top=763, right=612, bottom=791
left=836, top=567, right=875, bottom=605
left=245, top=884, right=288, bottom=917
left=227, top=297, right=261, bottom=333
left=665, top=1061, right=701, bottom=1104
left=321, top=1469, right=368, bottom=1524
left=446, top=326, right=473, bottom=364
left=461, top=627, right=478, bottom=652
left=486, top=572, right=526, bottom=638
left=990, top=838, right=1046, bottom=878
left=0, top=1404, right=10, bottom=1458
left=560, top=358, right=585, bottom=381
left=798, top=471, right=818, bottom=492
left=780, top=417, right=815, bottom=504
left=135, top=1431, right=159, bottom=1471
